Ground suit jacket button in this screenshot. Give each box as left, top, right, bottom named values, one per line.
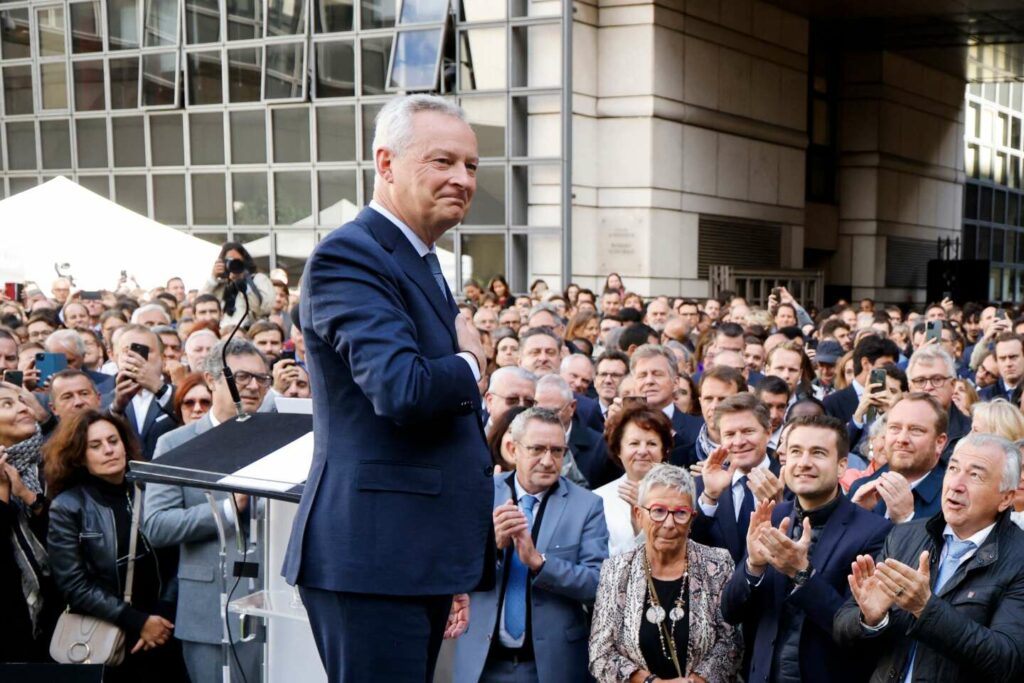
left=484, top=466, right=494, bottom=476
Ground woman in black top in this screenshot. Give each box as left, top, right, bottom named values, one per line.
left=45, top=410, right=186, bottom=682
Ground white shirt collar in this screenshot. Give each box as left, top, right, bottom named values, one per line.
left=513, top=474, right=551, bottom=505
left=731, top=453, right=771, bottom=487
left=208, top=410, right=223, bottom=428
left=942, top=521, right=997, bottom=548
left=852, top=378, right=865, bottom=400
left=370, top=200, right=434, bottom=258
left=661, top=403, right=676, bottom=420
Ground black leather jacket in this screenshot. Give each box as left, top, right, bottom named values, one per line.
left=47, top=482, right=167, bottom=633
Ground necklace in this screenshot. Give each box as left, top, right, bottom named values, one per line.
left=644, top=553, right=688, bottom=672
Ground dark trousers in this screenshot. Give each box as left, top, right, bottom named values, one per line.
left=299, top=586, right=452, bottom=683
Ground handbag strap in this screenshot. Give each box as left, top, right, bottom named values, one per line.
left=123, top=484, right=143, bottom=605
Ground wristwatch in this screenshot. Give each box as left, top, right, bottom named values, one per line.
left=792, top=565, right=813, bottom=587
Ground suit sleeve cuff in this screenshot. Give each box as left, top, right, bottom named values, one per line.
left=860, top=613, right=889, bottom=634
left=457, top=352, right=481, bottom=382
left=699, top=496, right=719, bottom=517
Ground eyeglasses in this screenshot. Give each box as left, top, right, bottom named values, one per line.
left=909, top=376, right=952, bottom=389
left=519, top=443, right=568, bottom=458
left=492, top=393, right=536, bottom=407
left=183, top=398, right=212, bottom=409
left=233, top=371, right=273, bottom=387
left=642, top=505, right=694, bottom=525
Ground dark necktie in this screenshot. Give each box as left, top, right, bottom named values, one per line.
left=736, top=475, right=756, bottom=540
left=422, top=252, right=447, bottom=301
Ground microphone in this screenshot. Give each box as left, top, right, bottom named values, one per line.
left=221, top=275, right=253, bottom=422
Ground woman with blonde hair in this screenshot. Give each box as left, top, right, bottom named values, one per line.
left=834, top=350, right=855, bottom=390
left=971, top=398, right=1024, bottom=441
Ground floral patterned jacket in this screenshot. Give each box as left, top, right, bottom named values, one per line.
left=588, top=541, right=743, bottom=683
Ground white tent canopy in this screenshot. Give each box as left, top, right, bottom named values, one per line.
left=0, top=176, right=220, bottom=292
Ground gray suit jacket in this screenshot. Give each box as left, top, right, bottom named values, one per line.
left=142, top=414, right=262, bottom=644
left=452, top=475, right=608, bottom=682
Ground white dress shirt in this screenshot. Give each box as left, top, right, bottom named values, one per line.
left=594, top=474, right=640, bottom=557
left=699, top=454, right=772, bottom=520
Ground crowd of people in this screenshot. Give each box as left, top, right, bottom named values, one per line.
left=2, top=254, right=1024, bottom=682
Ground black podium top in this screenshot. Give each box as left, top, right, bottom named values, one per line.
left=128, top=413, right=313, bottom=503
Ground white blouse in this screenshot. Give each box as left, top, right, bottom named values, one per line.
left=594, top=474, right=641, bottom=557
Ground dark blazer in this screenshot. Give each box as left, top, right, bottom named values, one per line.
left=721, top=495, right=892, bottom=683
left=86, top=369, right=115, bottom=396
left=101, top=386, right=179, bottom=461
left=978, top=380, right=1013, bottom=402
left=574, top=393, right=605, bottom=433
left=824, top=384, right=859, bottom=424
left=691, top=458, right=783, bottom=563
left=942, top=404, right=972, bottom=464
left=569, top=414, right=619, bottom=489
left=283, top=207, right=494, bottom=595
left=847, top=462, right=944, bottom=521
left=669, top=411, right=705, bottom=468
left=834, top=512, right=1024, bottom=683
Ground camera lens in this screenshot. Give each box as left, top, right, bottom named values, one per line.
left=225, top=258, right=246, bottom=275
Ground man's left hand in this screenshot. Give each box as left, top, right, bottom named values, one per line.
left=747, top=467, right=784, bottom=503
left=444, top=593, right=470, bottom=639
left=512, top=524, right=544, bottom=572
left=875, top=471, right=914, bottom=523
left=757, top=516, right=812, bottom=578
left=876, top=551, right=932, bottom=618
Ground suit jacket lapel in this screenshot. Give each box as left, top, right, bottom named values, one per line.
left=536, top=483, right=568, bottom=553
left=140, top=395, right=162, bottom=437
left=810, top=495, right=853, bottom=572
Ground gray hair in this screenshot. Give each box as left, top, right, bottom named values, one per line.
left=185, top=328, right=219, bottom=352
left=535, top=374, right=573, bottom=404
left=488, top=366, right=536, bottom=393
left=629, top=343, right=679, bottom=380
left=205, top=338, right=268, bottom=379
left=664, top=340, right=692, bottom=362
left=950, top=432, right=1022, bottom=493
left=907, top=345, right=956, bottom=379
left=45, top=328, right=85, bottom=357
left=528, top=302, right=562, bottom=324
left=131, top=303, right=171, bottom=325
left=372, top=95, right=467, bottom=158
left=560, top=353, right=593, bottom=373
left=638, top=464, right=697, bottom=507
left=860, top=413, right=888, bottom=459
left=509, top=407, right=563, bottom=443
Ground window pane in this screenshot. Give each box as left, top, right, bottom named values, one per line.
left=316, top=105, right=355, bottom=160
left=150, top=114, right=184, bottom=166
left=142, top=52, right=177, bottom=106
left=274, top=171, right=312, bottom=224
left=315, top=41, right=355, bottom=98
left=6, top=122, right=35, bottom=170
left=144, top=0, right=178, bottom=46
left=461, top=0, right=505, bottom=21
left=511, top=24, right=560, bottom=89
left=228, top=47, right=262, bottom=102
left=76, top=118, right=108, bottom=168
left=1, top=9, right=31, bottom=60
left=360, top=102, right=382, bottom=160
left=462, top=96, right=504, bottom=157
left=187, top=51, right=222, bottom=105
left=185, top=0, right=221, bottom=43
left=460, top=233, right=505, bottom=289
left=232, top=172, right=268, bottom=224
left=460, top=28, right=506, bottom=91
left=153, top=174, right=186, bottom=224
left=230, top=109, right=266, bottom=163
left=389, top=29, right=442, bottom=90
left=361, top=36, right=391, bottom=94
left=399, top=0, right=446, bottom=22
left=108, top=0, right=140, bottom=50
left=112, top=116, right=145, bottom=167
left=190, top=111, right=224, bottom=164
left=265, top=42, right=304, bottom=99
left=37, top=6, right=65, bottom=56
left=272, top=107, right=309, bottom=163
left=318, top=170, right=358, bottom=225
left=463, top=166, right=504, bottom=225
left=3, top=65, right=33, bottom=115
left=192, top=172, right=226, bottom=224
left=315, top=0, right=354, bottom=33
left=226, top=0, right=262, bottom=40
left=40, top=119, right=71, bottom=169
left=361, top=0, right=395, bottom=29
left=362, top=167, right=373, bottom=204
left=70, top=1, right=103, bottom=53
left=73, top=60, right=105, bottom=111
left=114, top=174, right=148, bottom=215
left=40, top=62, right=68, bottom=109
left=267, top=0, right=306, bottom=36
left=110, top=56, right=140, bottom=109
left=78, top=175, right=109, bottom=197
left=9, top=177, right=38, bottom=195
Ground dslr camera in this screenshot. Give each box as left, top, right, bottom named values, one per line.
left=223, top=257, right=247, bottom=277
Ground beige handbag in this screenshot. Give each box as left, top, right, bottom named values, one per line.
left=50, top=485, right=143, bottom=666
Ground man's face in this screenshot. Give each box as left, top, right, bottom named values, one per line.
left=0, top=338, right=17, bottom=371
left=484, top=375, right=536, bottom=426
left=884, top=399, right=946, bottom=479
left=926, top=306, right=946, bottom=322
left=767, top=348, right=803, bottom=392
left=186, top=334, right=216, bottom=372
left=715, top=333, right=744, bottom=355
left=50, top=375, right=100, bottom=419
left=27, top=321, right=55, bottom=344
left=633, top=355, right=675, bottom=410
left=704, top=299, right=720, bottom=320
left=528, top=310, right=562, bottom=335
left=644, top=300, right=670, bottom=331
left=512, top=420, right=566, bottom=494
left=209, top=353, right=270, bottom=416
left=160, top=332, right=182, bottom=362
left=560, top=356, right=593, bottom=395
left=962, top=316, right=980, bottom=341
left=942, top=442, right=1015, bottom=536
left=116, top=329, right=161, bottom=376
left=601, top=292, right=622, bottom=316
left=283, top=365, right=311, bottom=398
left=995, top=339, right=1024, bottom=386
left=471, top=308, right=497, bottom=332
left=774, top=306, right=797, bottom=329
left=718, top=411, right=769, bottom=471
left=831, top=325, right=851, bottom=351
left=167, top=278, right=186, bottom=302
left=840, top=309, right=857, bottom=329
left=679, top=304, right=699, bottom=327
left=742, top=344, right=765, bottom=374
left=252, top=329, right=284, bottom=360
left=595, top=359, right=627, bottom=403
left=498, top=308, right=520, bottom=332
left=979, top=306, right=997, bottom=332
left=64, top=304, right=90, bottom=330
left=519, top=335, right=560, bottom=376
left=907, top=359, right=954, bottom=408
left=712, top=350, right=746, bottom=376
left=273, top=286, right=289, bottom=313
left=976, top=355, right=999, bottom=388
left=759, top=391, right=789, bottom=433
left=816, top=361, right=836, bottom=386
left=785, top=426, right=845, bottom=500
left=194, top=301, right=221, bottom=322
left=102, top=317, right=126, bottom=347
left=379, top=111, right=478, bottom=240
left=534, top=385, right=574, bottom=430
left=51, top=280, right=70, bottom=302
left=599, top=318, right=621, bottom=344
left=136, top=308, right=167, bottom=328
left=699, top=377, right=737, bottom=433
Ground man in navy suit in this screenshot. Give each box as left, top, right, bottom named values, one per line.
left=903, top=345, right=971, bottom=463
left=849, top=393, right=948, bottom=523
left=824, top=335, right=900, bottom=424
left=979, top=332, right=1024, bottom=401
left=670, top=365, right=747, bottom=468
left=282, top=95, right=495, bottom=682
left=721, top=415, right=891, bottom=683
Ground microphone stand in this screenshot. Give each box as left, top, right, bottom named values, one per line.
left=221, top=274, right=253, bottom=422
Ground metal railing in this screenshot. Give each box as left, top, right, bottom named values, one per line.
left=708, top=266, right=824, bottom=310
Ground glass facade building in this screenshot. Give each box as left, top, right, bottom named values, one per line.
left=0, top=0, right=566, bottom=286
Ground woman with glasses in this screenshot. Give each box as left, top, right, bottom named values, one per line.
left=173, top=373, right=214, bottom=426
left=595, top=406, right=674, bottom=556
left=590, top=464, right=742, bottom=683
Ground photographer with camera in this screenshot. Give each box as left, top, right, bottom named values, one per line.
left=199, top=242, right=274, bottom=333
